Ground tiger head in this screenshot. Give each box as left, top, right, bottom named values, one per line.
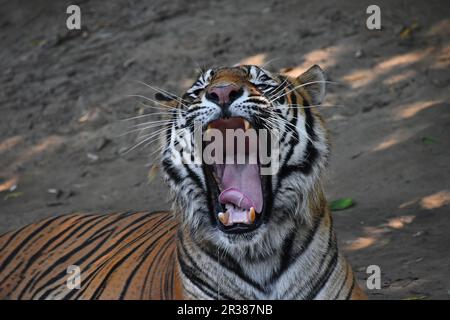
left=157, top=65, right=330, bottom=259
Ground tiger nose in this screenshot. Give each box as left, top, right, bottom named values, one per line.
left=206, top=84, right=243, bottom=106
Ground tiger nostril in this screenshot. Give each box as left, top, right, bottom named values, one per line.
left=228, top=89, right=240, bottom=102
left=206, top=84, right=242, bottom=106
left=206, top=91, right=220, bottom=103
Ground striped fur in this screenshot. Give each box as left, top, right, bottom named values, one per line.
left=160, top=65, right=366, bottom=299
left=0, top=64, right=366, bottom=299
left=0, top=212, right=182, bottom=299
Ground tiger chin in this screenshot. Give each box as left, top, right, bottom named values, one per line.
left=0, top=64, right=366, bottom=300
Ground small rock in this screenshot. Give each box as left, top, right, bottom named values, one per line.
left=355, top=49, right=364, bottom=58
left=123, top=57, right=136, bottom=68
left=47, top=188, right=63, bottom=199
left=47, top=201, right=63, bottom=207
left=65, top=190, right=75, bottom=198
left=46, top=188, right=64, bottom=206
left=262, top=7, right=272, bottom=14
left=96, top=137, right=111, bottom=151
left=67, top=69, right=77, bottom=77
left=87, top=152, right=99, bottom=162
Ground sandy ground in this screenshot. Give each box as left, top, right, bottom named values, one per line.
left=0, top=0, right=449, bottom=299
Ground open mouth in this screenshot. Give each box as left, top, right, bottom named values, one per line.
left=202, top=117, right=271, bottom=234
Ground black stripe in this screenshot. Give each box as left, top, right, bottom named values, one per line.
left=75, top=214, right=111, bottom=239
left=63, top=214, right=165, bottom=299
left=177, top=240, right=228, bottom=299
left=278, top=140, right=318, bottom=180
left=303, top=223, right=339, bottom=299
left=198, top=241, right=267, bottom=294
left=0, top=261, right=23, bottom=298
left=183, top=163, right=203, bottom=191
left=277, top=91, right=300, bottom=178
left=0, top=224, right=29, bottom=252
left=119, top=222, right=177, bottom=299
left=271, top=213, right=324, bottom=283
left=345, top=275, right=356, bottom=300
left=244, top=98, right=267, bottom=105
left=38, top=230, right=116, bottom=299
left=0, top=215, right=63, bottom=273
left=92, top=229, right=167, bottom=300
left=162, top=158, right=183, bottom=184
left=30, top=213, right=142, bottom=297
left=187, top=105, right=203, bottom=113
left=297, top=92, right=317, bottom=140
left=15, top=215, right=107, bottom=299
left=333, top=262, right=350, bottom=300
left=283, top=214, right=332, bottom=298
left=22, top=215, right=96, bottom=272
left=305, top=248, right=339, bottom=299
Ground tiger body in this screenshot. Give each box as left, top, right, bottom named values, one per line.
left=0, top=212, right=182, bottom=299
left=0, top=64, right=366, bottom=300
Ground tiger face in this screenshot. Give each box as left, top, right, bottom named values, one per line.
left=158, top=64, right=329, bottom=259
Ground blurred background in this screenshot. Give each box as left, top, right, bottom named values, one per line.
left=0, top=0, right=449, bottom=299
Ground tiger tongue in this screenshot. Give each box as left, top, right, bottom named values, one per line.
left=218, top=164, right=263, bottom=214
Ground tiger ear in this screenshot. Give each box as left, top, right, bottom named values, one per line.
left=296, top=65, right=326, bottom=105
left=154, top=92, right=179, bottom=108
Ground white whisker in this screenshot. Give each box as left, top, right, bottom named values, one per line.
left=127, top=94, right=181, bottom=110
left=133, top=80, right=189, bottom=105
left=269, top=80, right=338, bottom=103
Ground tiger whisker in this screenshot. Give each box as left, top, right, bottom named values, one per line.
left=121, top=111, right=180, bottom=122
left=269, top=80, right=338, bottom=103
left=120, top=120, right=177, bottom=137
left=135, top=125, right=174, bottom=141
left=265, top=112, right=309, bottom=144
left=286, top=104, right=344, bottom=109
left=268, top=77, right=289, bottom=97
left=129, top=118, right=178, bottom=128
left=133, top=80, right=189, bottom=105
left=137, top=102, right=187, bottom=113
left=127, top=94, right=182, bottom=110
left=122, top=127, right=171, bottom=155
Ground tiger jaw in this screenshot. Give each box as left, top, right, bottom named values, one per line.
left=202, top=117, right=271, bottom=234
left=218, top=204, right=257, bottom=226
left=204, top=162, right=270, bottom=235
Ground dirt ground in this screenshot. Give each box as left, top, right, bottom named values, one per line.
left=0, top=0, right=449, bottom=299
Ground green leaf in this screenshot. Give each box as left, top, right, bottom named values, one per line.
left=330, top=198, right=354, bottom=211
left=402, top=295, right=428, bottom=300
left=422, top=136, right=437, bottom=145
left=4, top=191, right=23, bottom=201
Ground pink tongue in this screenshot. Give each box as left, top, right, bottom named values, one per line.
left=218, top=164, right=263, bottom=213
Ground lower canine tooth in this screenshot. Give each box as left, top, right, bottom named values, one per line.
left=249, top=207, right=256, bottom=223
left=205, top=125, right=212, bottom=137
left=244, top=120, right=251, bottom=131
left=218, top=211, right=229, bottom=225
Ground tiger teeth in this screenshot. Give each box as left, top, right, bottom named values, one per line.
left=205, top=124, right=213, bottom=137
left=244, top=120, right=251, bottom=131
left=218, top=211, right=230, bottom=225
left=248, top=207, right=256, bottom=223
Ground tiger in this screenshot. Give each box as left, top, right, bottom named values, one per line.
left=0, top=64, right=367, bottom=300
